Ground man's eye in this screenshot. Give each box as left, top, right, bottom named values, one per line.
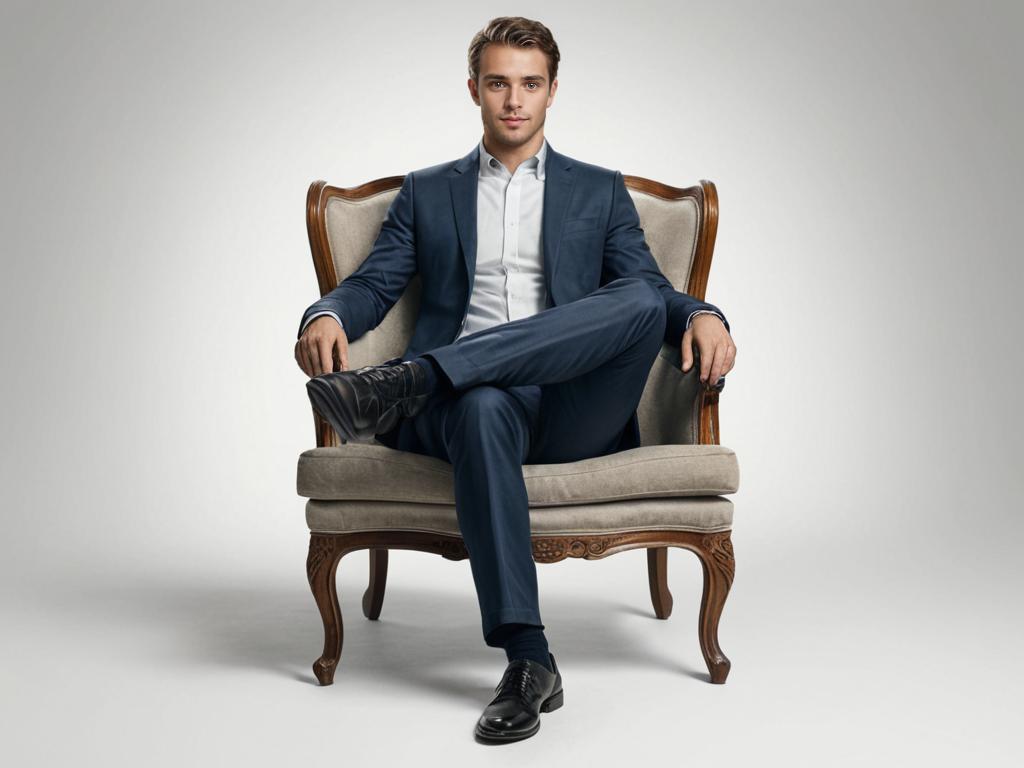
left=526, top=83, right=538, bottom=89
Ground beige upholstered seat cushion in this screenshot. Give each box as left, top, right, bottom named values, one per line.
left=297, top=443, right=739, bottom=505
left=305, top=496, right=733, bottom=535
left=298, top=443, right=738, bottom=535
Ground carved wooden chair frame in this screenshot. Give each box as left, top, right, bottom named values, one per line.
left=302, top=174, right=735, bottom=687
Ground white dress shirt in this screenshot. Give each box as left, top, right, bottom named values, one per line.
left=456, top=137, right=551, bottom=339
left=300, top=138, right=723, bottom=338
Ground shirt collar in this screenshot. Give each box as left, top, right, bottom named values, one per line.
left=478, top=137, right=548, bottom=181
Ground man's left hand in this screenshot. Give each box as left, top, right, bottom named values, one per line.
left=681, top=314, right=736, bottom=386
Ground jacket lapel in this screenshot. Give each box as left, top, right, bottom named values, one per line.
left=541, top=142, right=576, bottom=302
left=449, top=144, right=479, bottom=296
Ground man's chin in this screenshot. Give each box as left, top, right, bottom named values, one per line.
left=494, top=124, right=535, bottom=145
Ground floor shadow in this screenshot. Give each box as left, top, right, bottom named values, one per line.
left=36, top=563, right=710, bottom=701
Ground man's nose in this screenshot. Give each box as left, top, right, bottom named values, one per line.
left=505, top=87, right=523, bottom=109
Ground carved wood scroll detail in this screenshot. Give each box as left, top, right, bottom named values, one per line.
left=532, top=535, right=632, bottom=563
left=307, top=534, right=338, bottom=583
left=702, top=532, right=735, bottom=587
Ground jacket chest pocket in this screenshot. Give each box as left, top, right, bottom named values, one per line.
left=562, top=215, right=601, bottom=236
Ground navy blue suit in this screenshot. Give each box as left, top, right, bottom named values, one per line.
left=299, top=141, right=729, bottom=645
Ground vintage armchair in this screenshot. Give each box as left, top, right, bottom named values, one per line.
left=296, top=172, right=739, bottom=686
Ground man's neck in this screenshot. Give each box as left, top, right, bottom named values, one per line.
left=482, top=133, right=545, bottom=175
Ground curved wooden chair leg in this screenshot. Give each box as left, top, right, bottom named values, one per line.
left=307, top=533, right=349, bottom=685
left=362, top=548, right=388, bottom=619
left=690, top=531, right=735, bottom=683
left=647, top=546, right=673, bottom=619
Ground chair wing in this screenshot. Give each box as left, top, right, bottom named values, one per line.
left=307, top=178, right=420, bottom=372
left=627, top=180, right=720, bottom=447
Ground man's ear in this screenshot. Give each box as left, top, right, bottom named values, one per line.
left=547, top=77, right=557, bottom=106
left=468, top=77, right=480, bottom=106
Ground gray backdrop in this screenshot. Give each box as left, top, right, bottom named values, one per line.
left=2, top=0, right=1020, bottom=765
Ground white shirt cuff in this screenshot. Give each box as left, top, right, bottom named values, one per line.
left=301, top=310, right=344, bottom=335
left=685, top=309, right=723, bottom=330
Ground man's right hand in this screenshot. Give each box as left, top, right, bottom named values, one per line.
left=295, top=316, right=349, bottom=377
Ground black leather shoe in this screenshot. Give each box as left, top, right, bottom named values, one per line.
left=306, top=357, right=429, bottom=443
left=474, top=653, right=563, bottom=743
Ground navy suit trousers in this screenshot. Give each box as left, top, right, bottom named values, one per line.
left=377, top=277, right=668, bottom=646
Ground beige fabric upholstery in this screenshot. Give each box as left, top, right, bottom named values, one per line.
left=322, top=187, right=706, bottom=449
left=306, top=497, right=733, bottom=536
left=324, top=190, right=419, bottom=370
left=297, top=443, right=738, bottom=505
left=629, top=190, right=700, bottom=293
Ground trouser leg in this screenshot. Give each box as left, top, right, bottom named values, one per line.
left=401, top=383, right=544, bottom=646
left=423, top=277, right=667, bottom=391
left=528, top=290, right=666, bottom=463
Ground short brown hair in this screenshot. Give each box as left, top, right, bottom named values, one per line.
left=467, top=16, right=560, bottom=86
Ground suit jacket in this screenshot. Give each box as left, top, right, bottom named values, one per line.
left=298, top=140, right=729, bottom=451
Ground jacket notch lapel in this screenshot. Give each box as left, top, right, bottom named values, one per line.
left=449, top=147, right=479, bottom=300
left=542, top=146, right=576, bottom=304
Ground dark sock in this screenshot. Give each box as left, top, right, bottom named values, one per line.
left=411, top=355, right=452, bottom=396
left=492, top=623, right=553, bottom=672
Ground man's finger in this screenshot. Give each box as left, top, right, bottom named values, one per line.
left=680, top=329, right=694, bottom=372
left=709, top=342, right=726, bottom=385
left=318, top=337, right=334, bottom=375
left=307, top=339, right=322, bottom=376
left=723, top=344, right=736, bottom=377
left=698, top=341, right=712, bottom=383
left=297, top=340, right=313, bottom=377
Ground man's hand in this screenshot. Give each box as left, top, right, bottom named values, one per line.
left=681, top=314, right=736, bottom=386
left=295, top=316, right=349, bottom=377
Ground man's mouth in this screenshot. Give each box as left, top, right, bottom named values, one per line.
left=502, top=117, right=526, bottom=125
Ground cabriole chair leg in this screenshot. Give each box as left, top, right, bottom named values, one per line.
left=307, top=533, right=348, bottom=685
left=362, top=548, right=388, bottom=619
left=647, top=546, right=674, bottom=619
left=689, top=531, right=735, bottom=684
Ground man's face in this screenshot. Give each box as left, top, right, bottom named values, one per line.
left=468, top=43, right=557, bottom=151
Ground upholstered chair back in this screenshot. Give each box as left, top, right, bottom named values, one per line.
left=305, top=176, right=719, bottom=448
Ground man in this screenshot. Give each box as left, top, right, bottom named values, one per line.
left=294, top=16, right=737, bottom=743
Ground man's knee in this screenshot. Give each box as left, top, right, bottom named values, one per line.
left=454, top=385, right=518, bottom=414
left=608, top=277, right=666, bottom=330
left=443, top=386, right=529, bottom=446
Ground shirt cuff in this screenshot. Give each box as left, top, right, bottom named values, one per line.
left=301, top=310, right=344, bottom=335
left=685, top=309, right=724, bottom=330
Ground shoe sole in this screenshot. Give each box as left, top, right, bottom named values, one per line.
left=473, top=688, right=564, bottom=743
left=306, top=375, right=370, bottom=443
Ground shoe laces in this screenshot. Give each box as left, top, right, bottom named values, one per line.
left=356, top=362, right=420, bottom=401
left=495, top=661, right=535, bottom=702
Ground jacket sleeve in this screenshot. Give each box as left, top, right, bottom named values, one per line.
left=600, top=170, right=730, bottom=348
left=297, top=172, right=418, bottom=341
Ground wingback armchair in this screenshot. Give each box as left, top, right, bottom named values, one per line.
left=296, top=172, right=739, bottom=687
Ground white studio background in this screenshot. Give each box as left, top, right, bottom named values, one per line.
left=1, top=1, right=1020, bottom=765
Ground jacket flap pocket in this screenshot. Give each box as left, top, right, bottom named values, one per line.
left=562, top=216, right=600, bottom=234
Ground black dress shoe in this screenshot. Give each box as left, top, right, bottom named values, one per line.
left=475, top=653, right=563, bottom=743
left=306, top=357, right=429, bottom=443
